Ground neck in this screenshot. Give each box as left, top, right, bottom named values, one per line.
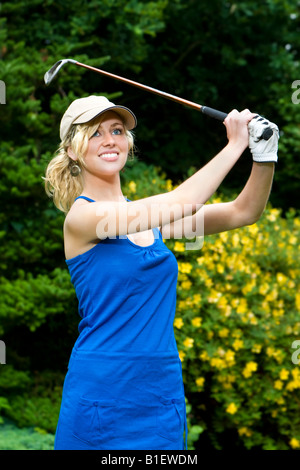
left=81, top=172, right=125, bottom=202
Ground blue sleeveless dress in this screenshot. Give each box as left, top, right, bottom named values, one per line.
left=54, top=196, right=187, bottom=450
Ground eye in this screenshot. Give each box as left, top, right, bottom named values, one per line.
left=112, top=128, right=123, bottom=135
left=91, top=130, right=100, bottom=138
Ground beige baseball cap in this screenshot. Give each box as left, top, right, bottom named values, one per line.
left=59, top=95, right=137, bottom=141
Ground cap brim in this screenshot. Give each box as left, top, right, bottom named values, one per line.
left=73, top=105, right=137, bottom=130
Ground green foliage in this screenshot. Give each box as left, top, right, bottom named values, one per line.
left=0, top=268, right=75, bottom=334
left=0, top=419, right=54, bottom=450
left=122, top=168, right=300, bottom=450
left=0, top=0, right=300, bottom=451
left=170, top=200, right=300, bottom=450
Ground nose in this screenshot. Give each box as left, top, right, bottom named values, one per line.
left=101, top=131, right=115, bottom=146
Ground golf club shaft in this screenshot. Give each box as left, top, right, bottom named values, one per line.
left=44, top=59, right=273, bottom=139
left=74, top=61, right=227, bottom=121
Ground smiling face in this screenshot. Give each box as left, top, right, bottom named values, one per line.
left=67, top=110, right=130, bottom=181
left=83, top=111, right=130, bottom=177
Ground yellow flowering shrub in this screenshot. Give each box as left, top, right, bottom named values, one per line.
left=122, top=165, right=300, bottom=450
left=169, top=198, right=300, bottom=450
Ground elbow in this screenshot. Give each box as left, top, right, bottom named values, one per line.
left=234, top=200, right=267, bottom=227
left=245, top=209, right=264, bottom=226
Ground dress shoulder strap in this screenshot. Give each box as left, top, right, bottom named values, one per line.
left=74, top=196, right=95, bottom=203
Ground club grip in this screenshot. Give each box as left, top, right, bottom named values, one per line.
left=201, top=106, right=273, bottom=141
left=201, top=106, right=228, bottom=122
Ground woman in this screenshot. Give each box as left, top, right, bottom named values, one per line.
left=45, top=95, right=278, bottom=450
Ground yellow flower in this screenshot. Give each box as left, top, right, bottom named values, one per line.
left=227, top=374, right=236, bottom=383
left=266, top=347, right=275, bottom=357
left=248, top=224, right=258, bottom=236
left=192, top=294, right=202, bottom=306
left=208, top=290, right=222, bottom=303
left=183, top=337, right=194, bottom=349
left=276, top=272, right=287, bottom=284
left=174, top=241, right=185, bottom=252
left=236, top=303, right=248, bottom=314
left=217, top=264, right=225, bottom=274
left=233, top=339, right=244, bottom=351
left=292, top=368, right=300, bottom=380
left=178, top=262, right=193, bottom=274
left=248, top=312, right=258, bottom=325
left=290, top=438, right=300, bottom=449
left=199, top=350, right=209, bottom=361
left=266, top=289, right=278, bottom=302
left=251, top=344, right=262, bottom=354
left=226, top=403, right=238, bottom=415
left=128, top=181, right=136, bottom=193
left=259, top=283, right=269, bottom=295
left=232, top=233, right=240, bottom=247
left=242, top=279, right=256, bottom=295
left=178, top=350, right=186, bottom=362
left=238, top=427, right=252, bottom=437
left=166, top=179, right=173, bottom=191
left=191, top=317, right=202, bottom=327
left=242, top=361, right=258, bottom=378
left=205, top=278, right=213, bottom=288
left=207, top=330, right=214, bottom=340
left=267, top=213, right=277, bottom=222
left=224, top=349, right=236, bottom=364
left=195, top=377, right=205, bottom=388
left=181, top=280, right=192, bottom=290
left=279, top=369, right=289, bottom=381
left=210, top=358, right=226, bottom=369
left=218, top=328, right=229, bottom=338
left=174, top=317, right=184, bottom=329
left=274, top=380, right=283, bottom=390
left=271, top=348, right=284, bottom=364
left=286, top=380, right=300, bottom=391
left=295, top=292, right=300, bottom=311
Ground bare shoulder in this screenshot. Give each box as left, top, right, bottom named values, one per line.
left=64, top=198, right=97, bottom=233
left=64, top=199, right=100, bottom=258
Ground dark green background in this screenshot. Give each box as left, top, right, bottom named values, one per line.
left=0, top=0, right=299, bottom=449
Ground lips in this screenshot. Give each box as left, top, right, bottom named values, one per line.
left=99, top=152, right=119, bottom=161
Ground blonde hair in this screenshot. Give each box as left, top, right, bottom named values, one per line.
left=44, top=115, right=135, bottom=213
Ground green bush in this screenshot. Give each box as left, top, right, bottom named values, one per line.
left=1, top=163, right=299, bottom=450
left=171, top=202, right=300, bottom=450
left=0, top=419, right=54, bottom=450
left=122, top=166, right=300, bottom=450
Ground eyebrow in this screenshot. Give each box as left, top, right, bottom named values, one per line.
left=97, top=121, right=124, bottom=129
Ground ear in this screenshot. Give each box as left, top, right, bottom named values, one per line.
left=67, top=146, right=77, bottom=161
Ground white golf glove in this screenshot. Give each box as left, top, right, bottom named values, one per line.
left=248, top=115, right=279, bottom=163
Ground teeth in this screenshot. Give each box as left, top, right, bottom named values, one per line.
left=100, top=153, right=118, bottom=160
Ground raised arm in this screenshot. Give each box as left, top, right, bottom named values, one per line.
left=172, top=109, right=254, bottom=205
left=65, top=109, right=254, bottom=243
left=202, top=161, right=275, bottom=235
left=161, top=114, right=279, bottom=238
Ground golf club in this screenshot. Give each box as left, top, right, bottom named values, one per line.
left=44, top=58, right=273, bottom=140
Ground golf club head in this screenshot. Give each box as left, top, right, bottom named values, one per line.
left=44, top=59, right=77, bottom=85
